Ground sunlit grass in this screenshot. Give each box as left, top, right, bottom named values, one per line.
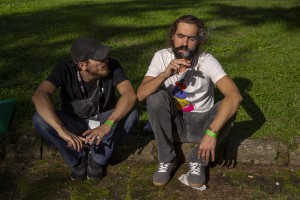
left=0, top=0, right=299, bottom=145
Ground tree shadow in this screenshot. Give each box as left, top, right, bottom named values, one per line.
left=209, top=3, right=300, bottom=29
left=0, top=0, right=296, bottom=174
left=0, top=0, right=198, bottom=161
left=109, top=118, right=155, bottom=166
left=0, top=0, right=203, bottom=133
left=212, top=77, right=266, bottom=168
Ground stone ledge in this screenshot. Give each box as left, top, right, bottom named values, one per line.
left=228, top=137, right=289, bottom=165
left=111, top=135, right=296, bottom=167
left=289, top=137, right=300, bottom=166
left=2, top=134, right=299, bottom=167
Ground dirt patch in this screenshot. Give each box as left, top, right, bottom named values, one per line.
left=0, top=158, right=299, bottom=200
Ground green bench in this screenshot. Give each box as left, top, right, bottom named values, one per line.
left=0, top=98, right=16, bottom=134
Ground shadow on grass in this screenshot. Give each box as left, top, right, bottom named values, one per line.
left=233, top=77, right=266, bottom=138
left=0, top=0, right=203, bottom=84
left=0, top=0, right=203, bottom=133
left=0, top=0, right=297, bottom=178
left=213, top=77, right=266, bottom=168
left=0, top=0, right=298, bottom=129
left=210, top=3, right=300, bottom=30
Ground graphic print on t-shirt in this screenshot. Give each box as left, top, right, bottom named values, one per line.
left=172, top=78, right=194, bottom=112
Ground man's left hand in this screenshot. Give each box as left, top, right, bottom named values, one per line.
left=198, top=134, right=217, bottom=162
left=82, top=123, right=112, bottom=145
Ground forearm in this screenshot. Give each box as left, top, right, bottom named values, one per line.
left=137, top=73, right=168, bottom=101
left=32, top=92, right=65, bottom=133
left=107, top=92, right=137, bottom=123
left=209, top=92, right=242, bottom=132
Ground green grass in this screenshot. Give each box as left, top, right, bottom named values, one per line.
left=2, top=159, right=299, bottom=199
left=0, top=0, right=299, bottom=146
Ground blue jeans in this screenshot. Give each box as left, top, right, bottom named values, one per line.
left=33, top=109, right=138, bottom=167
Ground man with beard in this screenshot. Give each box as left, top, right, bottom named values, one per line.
left=32, top=37, right=138, bottom=181
left=137, top=15, right=242, bottom=188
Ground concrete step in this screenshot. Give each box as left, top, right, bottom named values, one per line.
left=2, top=133, right=299, bottom=167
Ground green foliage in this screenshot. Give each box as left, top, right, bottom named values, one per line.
left=0, top=0, right=299, bottom=145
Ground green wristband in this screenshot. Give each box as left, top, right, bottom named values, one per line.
left=105, top=120, right=115, bottom=128
left=205, top=129, right=217, bottom=138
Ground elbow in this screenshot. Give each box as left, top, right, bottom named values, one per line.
left=133, top=94, right=138, bottom=104
left=234, top=92, right=243, bottom=108
left=137, top=93, right=144, bottom=102
left=238, top=92, right=243, bottom=104
left=227, top=92, right=242, bottom=110
left=137, top=90, right=146, bottom=102
left=31, top=92, right=39, bottom=105
left=32, top=90, right=49, bottom=106
left=129, top=92, right=138, bottom=105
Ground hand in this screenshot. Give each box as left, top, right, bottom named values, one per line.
left=162, top=59, right=191, bottom=78
left=83, top=123, right=112, bottom=146
left=57, top=129, right=86, bottom=152
left=198, top=134, right=217, bottom=162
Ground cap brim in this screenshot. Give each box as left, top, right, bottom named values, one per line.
left=90, top=45, right=111, bottom=61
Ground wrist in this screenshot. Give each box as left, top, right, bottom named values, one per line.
left=159, top=72, right=169, bottom=79
left=208, top=126, right=218, bottom=134
left=104, top=119, right=115, bottom=128
left=205, top=127, right=218, bottom=138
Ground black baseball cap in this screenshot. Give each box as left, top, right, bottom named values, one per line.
left=71, top=37, right=111, bottom=63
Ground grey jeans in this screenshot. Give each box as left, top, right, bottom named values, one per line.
left=146, top=90, right=233, bottom=165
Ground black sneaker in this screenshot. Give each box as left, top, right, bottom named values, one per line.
left=153, top=158, right=177, bottom=186
left=87, top=153, right=104, bottom=180
left=70, top=155, right=87, bottom=181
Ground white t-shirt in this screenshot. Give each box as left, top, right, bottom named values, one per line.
left=145, top=48, right=226, bottom=113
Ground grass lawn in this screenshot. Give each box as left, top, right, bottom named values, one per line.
left=2, top=158, right=300, bottom=199
left=0, top=0, right=299, bottom=147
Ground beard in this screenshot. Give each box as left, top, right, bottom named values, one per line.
left=172, top=45, right=197, bottom=60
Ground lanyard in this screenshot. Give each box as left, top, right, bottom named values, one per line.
left=76, top=71, right=103, bottom=115
left=77, top=71, right=87, bottom=98
left=76, top=71, right=101, bottom=98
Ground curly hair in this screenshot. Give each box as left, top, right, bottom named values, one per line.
left=167, top=15, right=206, bottom=49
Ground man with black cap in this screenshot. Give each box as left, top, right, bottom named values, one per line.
left=32, top=37, right=138, bottom=180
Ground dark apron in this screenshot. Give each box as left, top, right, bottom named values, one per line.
left=61, top=71, right=102, bottom=119
left=60, top=86, right=100, bottom=119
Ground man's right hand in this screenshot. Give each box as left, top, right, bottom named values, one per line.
left=32, top=81, right=87, bottom=152
left=137, top=58, right=191, bottom=102
left=58, top=128, right=86, bottom=152
left=162, top=58, right=191, bottom=78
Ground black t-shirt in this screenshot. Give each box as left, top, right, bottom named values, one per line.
left=47, top=58, right=128, bottom=114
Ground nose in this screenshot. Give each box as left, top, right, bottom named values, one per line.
left=182, top=37, right=189, bottom=46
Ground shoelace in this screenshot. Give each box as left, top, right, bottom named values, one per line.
left=189, top=162, right=202, bottom=175
left=158, top=163, right=171, bottom=172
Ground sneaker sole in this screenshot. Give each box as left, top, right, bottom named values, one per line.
left=188, top=182, right=205, bottom=188
left=70, top=177, right=86, bottom=181
left=87, top=175, right=103, bottom=180
left=153, top=180, right=168, bottom=186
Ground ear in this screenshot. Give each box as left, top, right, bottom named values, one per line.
left=77, top=61, right=88, bottom=71
left=171, top=33, right=175, bottom=41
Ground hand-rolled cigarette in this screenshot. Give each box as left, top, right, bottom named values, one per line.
left=182, top=51, right=193, bottom=61
left=178, top=51, right=193, bottom=74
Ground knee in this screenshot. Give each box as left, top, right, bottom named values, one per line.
left=146, top=90, right=170, bottom=110
left=129, top=109, right=139, bottom=122
left=32, top=112, right=43, bottom=127
left=32, top=112, right=51, bottom=133
left=125, top=109, right=139, bottom=127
